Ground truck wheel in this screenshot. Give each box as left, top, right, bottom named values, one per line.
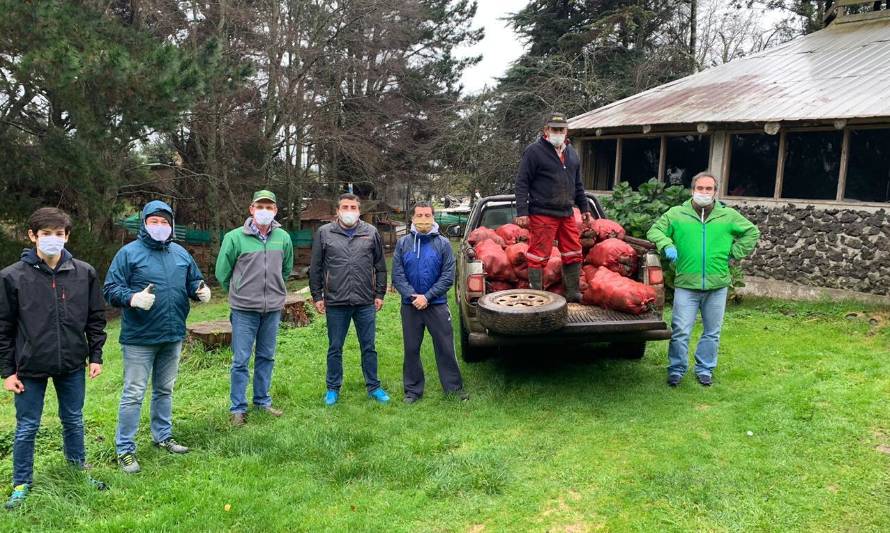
left=459, top=314, right=489, bottom=363
left=477, top=289, right=567, bottom=336
left=609, top=341, right=646, bottom=359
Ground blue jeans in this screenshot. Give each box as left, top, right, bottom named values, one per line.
left=667, top=287, right=728, bottom=378
left=115, top=342, right=182, bottom=455
left=13, top=369, right=86, bottom=485
left=325, top=304, right=380, bottom=392
left=230, top=309, right=282, bottom=414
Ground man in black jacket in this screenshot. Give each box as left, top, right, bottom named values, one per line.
left=310, top=193, right=389, bottom=406
left=0, top=208, right=108, bottom=509
left=514, top=112, right=591, bottom=302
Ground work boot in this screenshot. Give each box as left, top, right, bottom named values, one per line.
left=529, top=268, right=544, bottom=290
left=562, top=262, right=582, bottom=303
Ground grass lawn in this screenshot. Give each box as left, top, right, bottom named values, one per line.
left=0, top=288, right=888, bottom=531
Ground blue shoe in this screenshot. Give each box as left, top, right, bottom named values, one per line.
left=368, top=388, right=390, bottom=404
left=324, top=390, right=339, bottom=406
left=5, top=483, right=29, bottom=510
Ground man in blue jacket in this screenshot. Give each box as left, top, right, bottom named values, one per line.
left=392, top=202, right=466, bottom=403
left=104, top=201, right=211, bottom=474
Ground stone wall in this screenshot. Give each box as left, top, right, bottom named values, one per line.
left=729, top=202, right=890, bottom=296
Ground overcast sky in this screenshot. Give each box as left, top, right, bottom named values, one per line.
left=458, top=0, right=529, bottom=95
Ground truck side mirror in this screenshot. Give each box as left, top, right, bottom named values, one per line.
left=446, top=224, right=464, bottom=238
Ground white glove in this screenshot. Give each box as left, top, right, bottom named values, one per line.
left=196, top=284, right=211, bottom=303
left=130, top=287, right=156, bottom=310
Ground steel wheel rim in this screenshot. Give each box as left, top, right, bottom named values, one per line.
left=491, top=292, right=550, bottom=308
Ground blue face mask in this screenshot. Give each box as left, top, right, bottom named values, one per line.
left=37, top=236, right=65, bottom=257
left=146, top=224, right=172, bottom=242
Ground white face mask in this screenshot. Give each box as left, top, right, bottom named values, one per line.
left=339, top=211, right=359, bottom=227
left=693, top=193, right=715, bottom=207
left=547, top=133, right=566, bottom=148
left=253, top=208, right=275, bottom=226
left=37, top=236, right=66, bottom=257
left=146, top=224, right=173, bottom=242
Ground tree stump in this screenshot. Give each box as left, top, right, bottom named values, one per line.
left=187, top=320, right=233, bottom=349
left=283, top=293, right=312, bottom=327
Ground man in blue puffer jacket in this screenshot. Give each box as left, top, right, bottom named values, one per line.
left=104, top=200, right=210, bottom=474
left=392, top=202, right=466, bottom=403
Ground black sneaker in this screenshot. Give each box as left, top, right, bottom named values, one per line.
left=696, top=374, right=713, bottom=387
left=667, top=374, right=682, bottom=387
left=403, top=396, right=420, bottom=404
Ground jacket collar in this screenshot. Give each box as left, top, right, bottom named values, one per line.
left=538, top=136, right=572, bottom=165
left=20, top=248, right=74, bottom=273
left=330, top=219, right=371, bottom=237
left=241, top=217, right=282, bottom=237
left=680, top=199, right=728, bottom=222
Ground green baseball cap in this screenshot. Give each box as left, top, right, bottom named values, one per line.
left=252, top=189, right=277, bottom=203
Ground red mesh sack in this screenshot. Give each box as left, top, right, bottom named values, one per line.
left=547, top=282, right=565, bottom=296
left=514, top=263, right=529, bottom=281
left=468, top=227, right=505, bottom=247
left=589, top=219, right=626, bottom=241
left=585, top=266, right=655, bottom=315
left=505, top=243, right=529, bottom=268
left=581, top=265, right=599, bottom=305
left=585, top=238, right=637, bottom=277
left=474, top=240, right=515, bottom=281
left=543, top=246, right=562, bottom=287
left=495, top=224, right=529, bottom=246
left=573, top=207, right=583, bottom=229
left=487, top=280, right=515, bottom=293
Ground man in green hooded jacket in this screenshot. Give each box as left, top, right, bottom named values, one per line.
left=647, top=172, right=760, bottom=387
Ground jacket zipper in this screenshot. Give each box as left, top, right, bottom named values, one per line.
left=161, top=247, right=171, bottom=339
left=52, top=274, right=62, bottom=374
left=701, top=210, right=707, bottom=290
left=262, top=237, right=268, bottom=314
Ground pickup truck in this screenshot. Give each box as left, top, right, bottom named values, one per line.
left=452, top=193, right=672, bottom=362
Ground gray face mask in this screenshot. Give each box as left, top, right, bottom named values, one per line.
left=693, top=193, right=714, bottom=207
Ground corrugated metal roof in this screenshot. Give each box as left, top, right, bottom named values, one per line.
left=569, top=18, right=890, bottom=132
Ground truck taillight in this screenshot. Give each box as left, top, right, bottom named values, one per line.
left=467, top=274, right=485, bottom=293
left=647, top=265, right=663, bottom=285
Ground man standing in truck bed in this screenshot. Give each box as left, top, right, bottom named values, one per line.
left=514, top=112, right=592, bottom=302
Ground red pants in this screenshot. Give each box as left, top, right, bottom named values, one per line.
left=526, top=214, right=583, bottom=269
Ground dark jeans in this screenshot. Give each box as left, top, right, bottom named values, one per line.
left=13, top=368, right=86, bottom=485
left=401, top=304, right=464, bottom=398
left=325, top=304, right=380, bottom=392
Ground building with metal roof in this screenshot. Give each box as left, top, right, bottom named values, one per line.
left=569, top=0, right=890, bottom=300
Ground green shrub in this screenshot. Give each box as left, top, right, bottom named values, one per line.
left=600, top=179, right=690, bottom=239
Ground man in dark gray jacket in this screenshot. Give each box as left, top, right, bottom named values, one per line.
left=310, top=193, right=389, bottom=406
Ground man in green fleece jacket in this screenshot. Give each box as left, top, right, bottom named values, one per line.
left=216, top=190, right=294, bottom=425
left=647, top=172, right=760, bottom=387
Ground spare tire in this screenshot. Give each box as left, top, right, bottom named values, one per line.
left=477, top=289, right=567, bottom=335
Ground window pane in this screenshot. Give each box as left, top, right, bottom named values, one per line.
left=581, top=139, right=616, bottom=190
left=664, top=134, right=710, bottom=188
left=727, top=134, right=778, bottom=197
left=781, top=131, right=842, bottom=200
left=845, top=128, right=890, bottom=203
left=620, top=137, right=660, bottom=189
